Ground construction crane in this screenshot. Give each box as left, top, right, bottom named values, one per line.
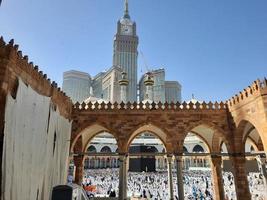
left=140, top=51, right=151, bottom=74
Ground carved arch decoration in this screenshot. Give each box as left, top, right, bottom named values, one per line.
left=182, top=121, right=232, bottom=154
left=235, top=118, right=266, bottom=153
left=125, top=123, right=170, bottom=153
left=70, top=123, right=118, bottom=154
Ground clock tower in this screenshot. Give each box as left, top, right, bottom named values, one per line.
left=113, top=0, right=138, bottom=102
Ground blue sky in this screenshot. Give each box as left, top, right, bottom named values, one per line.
left=0, top=0, right=266, bottom=101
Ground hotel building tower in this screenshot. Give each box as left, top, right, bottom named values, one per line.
left=112, top=0, right=138, bottom=102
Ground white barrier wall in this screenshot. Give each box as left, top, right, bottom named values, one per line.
left=1, top=79, right=72, bottom=200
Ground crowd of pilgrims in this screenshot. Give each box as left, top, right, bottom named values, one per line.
left=80, top=169, right=266, bottom=200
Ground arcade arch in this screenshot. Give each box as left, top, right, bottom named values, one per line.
left=184, top=122, right=233, bottom=154
left=181, top=124, right=230, bottom=200
left=236, top=119, right=266, bottom=153
left=126, top=123, right=169, bottom=152
left=240, top=121, right=267, bottom=199
left=85, top=132, right=118, bottom=169
left=126, top=131, right=172, bottom=199
left=183, top=131, right=210, bottom=169
left=241, top=121, right=264, bottom=152
left=128, top=132, right=166, bottom=172
left=71, top=124, right=117, bottom=154
left=74, top=130, right=120, bottom=197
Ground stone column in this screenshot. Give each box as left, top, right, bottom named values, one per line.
left=257, top=156, right=267, bottom=197
left=123, top=155, right=128, bottom=199
left=119, top=154, right=127, bottom=200
left=211, top=155, right=225, bottom=200
left=167, top=155, right=174, bottom=200
left=175, top=156, right=184, bottom=200
left=73, top=155, right=84, bottom=185
left=232, top=156, right=251, bottom=200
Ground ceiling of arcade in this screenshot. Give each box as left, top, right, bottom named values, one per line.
left=243, top=123, right=260, bottom=143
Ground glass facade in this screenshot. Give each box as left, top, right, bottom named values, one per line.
left=92, top=72, right=105, bottom=99
left=62, top=70, right=91, bottom=103
left=165, top=81, right=182, bottom=103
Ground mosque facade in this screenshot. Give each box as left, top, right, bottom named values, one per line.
left=1, top=25, right=267, bottom=200
left=1, top=1, right=267, bottom=200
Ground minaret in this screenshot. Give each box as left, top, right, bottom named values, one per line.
left=119, top=72, right=129, bottom=102
left=113, top=0, right=138, bottom=102
left=89, top=86, right=94, bottom=96
left=144, top=72, right=154, bottom=101
left=124, top=0, right=130, bottom=19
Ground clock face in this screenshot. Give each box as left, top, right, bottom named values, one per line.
left=121, top=25, right=132, bottom=35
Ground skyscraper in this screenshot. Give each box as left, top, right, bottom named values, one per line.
left=113, top=0, right=138, bottom=102
left=165, top=81, right=182, bottom=102
left=139, top=69, right=166, bottom=103
left=139, top=68, right=182, bottom=103
left=62, top=70, right=91, bottom=103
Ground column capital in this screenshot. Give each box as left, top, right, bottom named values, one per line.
left=118, top=152, right=128, bottom=156
left=73, top=154, right=84, bottom=164
left=174, top=152, right=184, bottom=156
left=118, top=153, right=128, bottom=162
left=166, top=153, right=174, bottom=157
left=73, top=153, right=85, bottom=157
left=211, top=154, right=222, bottom=158
left=167, top=155, right=173, bottom=163
left=231, top=155, right=247, bottom=165
left=211, top=155, right=222, bottom=166
left=227, top=152, right=246, bottom=158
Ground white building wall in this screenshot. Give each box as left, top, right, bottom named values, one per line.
left=2, top=79, right=72, bottom=200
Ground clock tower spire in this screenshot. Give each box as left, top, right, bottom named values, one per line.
left=112, top=0, right=139, bottom=102
left=124, top=0, right=130, bottom=19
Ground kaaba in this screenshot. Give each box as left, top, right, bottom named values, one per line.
left=129, top=145, right=156, bottom=172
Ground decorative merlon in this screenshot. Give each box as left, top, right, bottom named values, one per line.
left=0, top=36, right=69, bottom=99
left=73, top=101, right=227, bottom=111
left=227, top=78, right=267, bottom=107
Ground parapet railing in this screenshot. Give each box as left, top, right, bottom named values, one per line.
left=73, top=101, right=227, bottom=111
left=70, top=152, right=266, bottom=157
